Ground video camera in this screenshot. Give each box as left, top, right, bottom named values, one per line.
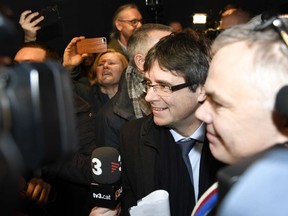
left=0, top=61, right=77, bottom=170
left=0, top=61, right=77, bottom=215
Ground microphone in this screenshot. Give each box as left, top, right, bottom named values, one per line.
left=90, top=147, right=122, bottom=209
left=275, top=85, right=288, bottom=117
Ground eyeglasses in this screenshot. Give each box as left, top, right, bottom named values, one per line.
left=141, top=81, right=191, bottom=97
left=118, top=19, right=143, bottom=27
left=255, top=15, right=288, bottom=47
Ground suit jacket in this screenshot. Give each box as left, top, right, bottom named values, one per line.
left=120, top=116, right=224, bottom=216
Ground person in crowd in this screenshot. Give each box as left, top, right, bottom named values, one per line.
left=192, top=14, right=288, bottom=215
left=14, top=41, right=60, bottom=63
left=91, top=49, right=128, bottom=101
left=11, top=42, right=58, bottom=215
left=18, top=10, right=44, bottom=42
left=108, top=3, right=142, bottom=57
left=18, top=7, right=64, bottom=54
left=12, top=40, right=99, bottom=215
left=63, top=37, right=128, bottom=112
left=168, top=20, right=184, bottom=33
left=196, top=13, right=288, bottom=170
left=94, top=23, right=172, bottom=149
left=119, top=31, right=224, bottom=216
left=18, top=9, right=97, bottom=85
left=218, top=4, right=239, bottom=18
left=218, top=8, right=251, bottom=30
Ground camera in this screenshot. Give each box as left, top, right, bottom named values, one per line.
left=0, top=61, right=77, bottom=170
left=0, top=61, right=77, bottom=215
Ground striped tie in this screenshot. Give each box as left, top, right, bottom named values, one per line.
left=177, top=138, right=196, bottom=183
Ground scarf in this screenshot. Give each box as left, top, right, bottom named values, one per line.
left=126, top=65, right=151, bottom=118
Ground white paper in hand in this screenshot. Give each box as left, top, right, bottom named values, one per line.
left=129, top=190, right=170, bottom=216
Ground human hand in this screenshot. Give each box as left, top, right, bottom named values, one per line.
left=62, top=36, right=88, bottom=70
left=25, top=178, right=51, bottom=205
left=19, top=10, right=44, bottom=42
left=89, top=205, right=121, bottom=216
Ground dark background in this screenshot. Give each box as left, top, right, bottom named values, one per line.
left=2, top=0, right=287, bottom=55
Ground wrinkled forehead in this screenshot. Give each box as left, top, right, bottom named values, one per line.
left=118, top=8, right=141, bottom=19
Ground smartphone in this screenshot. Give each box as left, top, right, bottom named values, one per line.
left=31, top=5, right=61, bottom=28
left=76, top=37, right=107, bottom=54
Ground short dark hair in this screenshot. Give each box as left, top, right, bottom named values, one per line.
left=17, top=41, right=60, bottom=61
left=144, top=30, right=211, bottom=92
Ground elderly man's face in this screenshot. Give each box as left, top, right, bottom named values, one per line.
left=116, top=8, right=142, bottom=41
left=196, top=42, right=280, bottom=164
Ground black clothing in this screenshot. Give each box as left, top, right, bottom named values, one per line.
left=91, top=84, right=109, bottom=111
left=94, top=72, right=136, bottom=149
left=120, top=116, right=225, bottom=216
left=43, top=81, right=100, bottom=215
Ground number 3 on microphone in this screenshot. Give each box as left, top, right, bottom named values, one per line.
left=92, top=158, right=102, bottom=175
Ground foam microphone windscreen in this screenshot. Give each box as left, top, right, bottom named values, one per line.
left=90, top=147, right=122, bottom=209
left=91, top=146, right=121, bottom=184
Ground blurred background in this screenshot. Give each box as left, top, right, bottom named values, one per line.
left=2, top=0, right=287, bottom=55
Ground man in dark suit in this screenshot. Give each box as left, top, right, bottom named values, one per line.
left=119, top=31, right=224, bottom=216
left=194, top=13, right=288, bottom=216
left=94, top=23, right=172, bottom=149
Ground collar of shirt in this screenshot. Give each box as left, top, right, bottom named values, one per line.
left=117, top=39, right=127, bottom=52
left=170, top=122, right=206, bottom=143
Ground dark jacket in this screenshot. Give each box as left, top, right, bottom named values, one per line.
left=119, top=116, right=224, bottom=216
left=108, top=37, right=128, bottom=60
left=42, top=81, right=100, bottom=216
left=95, top=71, right=136, bottom=149
left=91, top=84, right=109, bottom=111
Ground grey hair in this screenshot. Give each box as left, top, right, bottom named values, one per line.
left=212, top=15, right=288, bottom=110
left=110, top=3, right=140, bottom=40
left=126, top=23, right=172, bottom=67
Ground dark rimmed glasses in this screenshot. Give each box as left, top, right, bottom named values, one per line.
left=118, top=19, right=143, bottom=27
left=141, top=80, right=191, bottom=97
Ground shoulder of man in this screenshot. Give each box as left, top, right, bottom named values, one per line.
left=121, top=115, right=153, bottom=134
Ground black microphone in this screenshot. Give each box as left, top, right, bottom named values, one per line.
left=90, top=147, right=122, bottom=209
left=275, top=85, right=288, bottom=117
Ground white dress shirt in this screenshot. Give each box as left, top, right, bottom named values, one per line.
left=170, top=123, right=205, bottom=200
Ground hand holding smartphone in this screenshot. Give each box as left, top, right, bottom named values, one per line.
left=30, top=5, right=61, bottom=28
left=76, top=37, right=107, bottom=54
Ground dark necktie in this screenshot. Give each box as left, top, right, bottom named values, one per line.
left=177, top=138, right=196, bottom=184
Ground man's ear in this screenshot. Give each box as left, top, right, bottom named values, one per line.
left=197, top=85, right=206, bottom=103
left=115, top=21, right=123, bottom=32
left=134, top=53, right=145, bottom=71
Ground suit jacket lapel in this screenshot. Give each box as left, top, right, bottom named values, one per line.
left=136, top=116, right=160, bottom=197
